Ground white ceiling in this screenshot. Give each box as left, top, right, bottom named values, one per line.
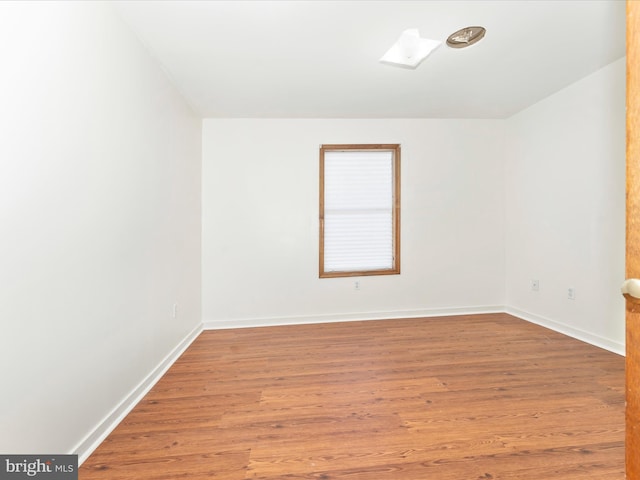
left=114, top=0, right=626, bottom=119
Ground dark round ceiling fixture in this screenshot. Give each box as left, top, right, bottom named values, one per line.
left=446, top=26, right=486, bottom=48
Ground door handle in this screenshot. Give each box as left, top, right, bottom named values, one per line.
left=622, top=278, right=640, bottom=301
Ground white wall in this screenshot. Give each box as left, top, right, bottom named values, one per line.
left=202, top=58, right=626, bottom=352
left=0, top=2, right=201, bottom=455
left=202, top=119, right=506, bottom=327
left=505, top=58, right=626, bottom=353
left=0, top=0, right=623, bottom=458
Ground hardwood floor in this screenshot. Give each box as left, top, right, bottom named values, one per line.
left=79, top=314, right=625, bottom=479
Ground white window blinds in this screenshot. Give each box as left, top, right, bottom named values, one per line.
left=320, top=145, right=400, bottom=277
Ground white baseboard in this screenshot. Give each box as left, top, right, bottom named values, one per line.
left=204, top=306, right=625, bottom=356
left=202, top=305, right=505, bottom=330
left=73, top=323, right=203, bottom=465
left=505, top=306, right=625, bottom=356
left=74, top=306, right=623, bottom=465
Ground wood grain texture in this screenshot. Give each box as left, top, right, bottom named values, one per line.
left=80, top=314, right=624, bottom=479
left=628, top=1, right=640, bottom=478
left=318, top=144, right=401, bottom=278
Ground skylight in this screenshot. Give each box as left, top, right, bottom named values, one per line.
left=379, top=29, right=441, bottom=69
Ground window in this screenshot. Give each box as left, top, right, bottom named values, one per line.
left=319, top=144, right=401, bottom=278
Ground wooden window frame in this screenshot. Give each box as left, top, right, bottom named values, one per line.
left=319, top=144, right=401, bottom=278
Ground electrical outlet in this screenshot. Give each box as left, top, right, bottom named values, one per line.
left=568, top=288, right=575, bottom=300
left=172, top=303, right=178, bottom=318
left=531, top=279, right=539, bottom=292
left=354, top=281, right=360, bottom=290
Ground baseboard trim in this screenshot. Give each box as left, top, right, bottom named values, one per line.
left=202, top=305, right=505, bottom=330
left=73, top=323, right=203, bottom=465
left=505, top=306, right=625, bottom=356
left=73, top=306, right=623, bottom=463
left=204, top=307, right=625, bottom=356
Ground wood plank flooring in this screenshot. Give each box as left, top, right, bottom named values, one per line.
left=79, top=314, right=625, bottom=479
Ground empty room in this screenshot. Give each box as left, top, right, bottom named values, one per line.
left=0, top=1, right=634, bottom=479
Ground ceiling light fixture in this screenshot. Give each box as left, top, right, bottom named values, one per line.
left=446, top=26, right=486, bottom=48
left=380, top=29, right=441, bottom=69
